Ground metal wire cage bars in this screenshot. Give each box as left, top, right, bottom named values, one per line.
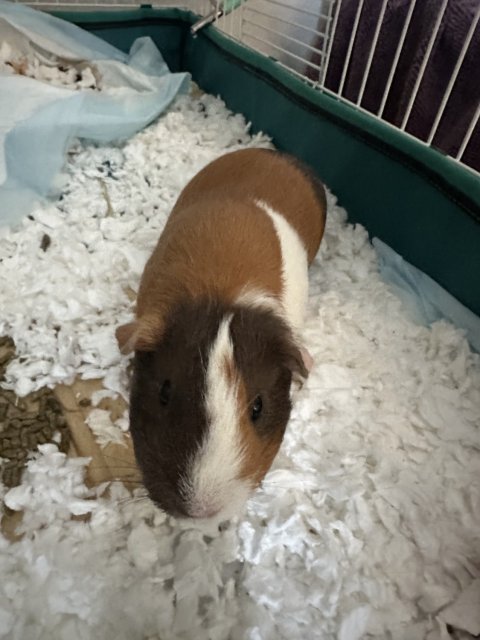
left=14, top=0, right=480, bottom=175
left=207, top=0, right=480, bottom=177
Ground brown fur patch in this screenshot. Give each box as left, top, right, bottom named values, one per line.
left=132, top=149, right=326, bottom=339
left=128, top=297, right=303, bottom=515
left=229, top=304, right=305, bottom=487
left=134, top=197, right=283, bottom=338
left=215, top=352, right=283, bottom=487
left=128, top=299, right=227, bottom=517
left=173, top=148, right=327, bottom=264
left=237, top=373, right=285, bottom=487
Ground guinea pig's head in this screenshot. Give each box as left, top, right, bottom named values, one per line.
left=121, top=297, right=307, bottom=521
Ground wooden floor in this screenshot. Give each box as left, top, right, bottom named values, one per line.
left=55, top=378, right=138, bottom=487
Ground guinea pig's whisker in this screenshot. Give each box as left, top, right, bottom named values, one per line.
left=257, top=484, right=294, bottom=494
left=102, top=453, right=139, bottom=465
left=95, top=469, right=141, bottom=478
left=97, top=481, right=145, bottom=490
left=113, top=481, right=146, bottom=488
left=108, top=521, right=146, bottom=537
left=260, top=480, right=318, bottom=491
left=198, top=346, right=206, bottom=374
left=114, top=489, right=148, bottom=500
left=88, top=467, right=142, bottom=479
left=116, top=496, right=150, bottom=507
left=88, top=462, right=139, bottom=471
left=143, top=481, right=167, bottom=496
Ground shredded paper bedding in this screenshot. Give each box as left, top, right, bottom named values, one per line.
left=0, top=91, right=479, bottom=640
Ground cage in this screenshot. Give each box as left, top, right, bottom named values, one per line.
left=10, top=0, right=480, bottom=322
left=1, top=1, right=480, bottom=638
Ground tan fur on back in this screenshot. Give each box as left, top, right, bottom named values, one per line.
left=173, top=148, right=326, bottom=263
left=136, top=199, right=283, bottom=334
left=134, top=149, right=326, bottom=341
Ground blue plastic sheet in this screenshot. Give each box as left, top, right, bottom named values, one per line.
left=0, top=0, right=189, bottom=225
left=374, top=238, right=480, bottom=353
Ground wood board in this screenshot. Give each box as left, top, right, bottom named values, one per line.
left=2, top=378, right=139, bottom=540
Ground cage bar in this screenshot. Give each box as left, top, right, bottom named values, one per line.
left=377, top=0, right=417, bottom=118
left=356, top=0, right=388, bottom=106
left=427, top=4, right=480, bottom=145
left=244, top=5, right=327, bottom=41
left=243, top=17, right=327, bottom=57
left=241, top=25, right=324, bottom=72
left=255, top=0, right=332, bottom=22
left=338, top=0, right=365, bottom=96
left=320, top=0, right=343, bottom=87
left=316, top=0, right=334, bottom=84
left=456, top=101, right=480, bottom=162
left=400, top=0, right=449, bottom=131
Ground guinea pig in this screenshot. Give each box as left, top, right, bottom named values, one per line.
left=116, top=148, right=326, bottom=521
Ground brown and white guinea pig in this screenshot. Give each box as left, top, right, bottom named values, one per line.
left=115, top=148, right=326, bottom=521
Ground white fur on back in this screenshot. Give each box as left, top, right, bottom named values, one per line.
left=255, top=199, right=309, bottom=331
left=186, top=314, right=251, bottom=519
left=235, top=287, right=283, bottom=316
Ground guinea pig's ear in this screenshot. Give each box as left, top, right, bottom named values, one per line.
left=300, top=346, right=314, bottom=374
left=115, top=318, right=163, bottom=354
left=283, top=340, right=314, bottom=382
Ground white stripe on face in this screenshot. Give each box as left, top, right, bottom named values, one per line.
left=185, top=314, right=251, bottom=520
left=255, top=199, right=309, bottom=332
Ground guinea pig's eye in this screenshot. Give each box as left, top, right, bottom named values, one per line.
left=159, top=379, right=171, bottom=406
left=250, top=395, right=263, bottom=422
